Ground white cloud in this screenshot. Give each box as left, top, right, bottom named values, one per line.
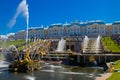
left=1, top=35, right=7, bottom=39
left=0, top=33, right=15, bottom=39
left=7, top=33, right=15, bottom=37
left=8, top=0, right=29, bottom=28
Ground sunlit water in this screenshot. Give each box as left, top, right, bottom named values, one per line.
left=0, top=60, right=103, bottom=80
left=56, top=38, right=66, bottom=52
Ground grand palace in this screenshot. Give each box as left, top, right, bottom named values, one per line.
left=14, top=20, right=120, bottom=39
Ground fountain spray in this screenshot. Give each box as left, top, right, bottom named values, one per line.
left=8, top=0, right=29, bottom=49
left=56, top=38, right=66, bottom=52
left=95, top=35, right=101, bottom=53
left=82, top=36, right=89, bottom=53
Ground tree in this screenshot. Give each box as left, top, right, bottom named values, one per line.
left=8, top=34, right=15, bottom=40
left=0, top=35, right=1, bottom=40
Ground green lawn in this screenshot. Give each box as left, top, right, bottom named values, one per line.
left=0, top=40, right=25, bottom=48
left=107, top=72, right=120, bottom=80
left=102, top=37, right=120, bottom=52
left=113, top=60, right=120, bottom=69
left=106, top=60, right=120, bottom=80
left=101, top=37, right=120, bottom=80
left=0, top=40, right=35, bottom=51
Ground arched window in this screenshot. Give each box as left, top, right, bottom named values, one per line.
left=71, top=45, right=75, bottom=51
left=66, top=45, right=69, bottom=50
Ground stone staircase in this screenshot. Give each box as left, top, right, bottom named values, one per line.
left=83, top=38, right=103, bottom=53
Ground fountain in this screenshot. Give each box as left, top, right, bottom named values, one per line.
left=95, top=35, right=101, bottom=53
left=56, top=38, right=66, bottom=52
left=41, top=38, right=66, bottom=65
left=3, top=0, right=41, bottom=73
left=8, top=0, right=29, bottom=49
left=55, top=38, right=66, bottom=60
left=82, top=36, right=89, bottom=53
left=82, top=35, right=102, bottom=53
left=8, top=48, right=40, bottom=72
left=2, top=45, right=20, bottom=62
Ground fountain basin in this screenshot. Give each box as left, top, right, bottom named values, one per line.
left=9, top=60, right=40, bottom=73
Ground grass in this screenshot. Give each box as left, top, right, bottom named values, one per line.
left=102, top=37, right=120, bottom=52
left=0, top=40, right=35, bottom=51
left=100, top=37, right=120, bottom=80
left=113, top=60, right=120, bottom=69
left=0, top=40, right=25, bottom=48
left=107, top=72, right=120, bottom=80
left=106, top=60, right=120, bottom=80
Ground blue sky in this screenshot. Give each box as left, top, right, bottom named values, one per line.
left=0, top=0, right=120, bottom=35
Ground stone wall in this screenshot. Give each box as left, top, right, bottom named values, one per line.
left=50, top=41, right=82, bottom=52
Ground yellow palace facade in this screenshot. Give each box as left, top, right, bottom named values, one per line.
left=15, top=20, right=120, bottom=39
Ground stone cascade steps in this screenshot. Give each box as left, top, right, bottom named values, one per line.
left=83, top=38, right=103, bottom=53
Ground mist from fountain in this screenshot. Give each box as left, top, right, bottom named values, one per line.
left=3, top=45, right=20, bottom=62
left=56, top=38, right=66, bottom=52
left=82, top=36, right=89, bottom=53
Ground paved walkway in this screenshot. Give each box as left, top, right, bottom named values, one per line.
left=95, top=73, right=112, bottom=80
